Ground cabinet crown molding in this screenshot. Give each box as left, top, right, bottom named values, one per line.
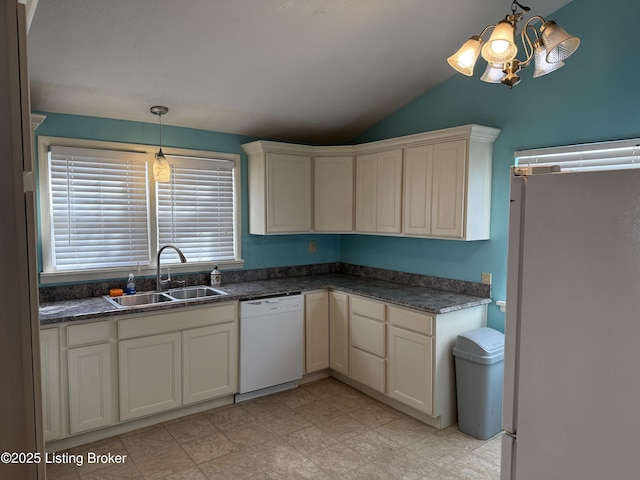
left=241, top=124, right=501, bottom=157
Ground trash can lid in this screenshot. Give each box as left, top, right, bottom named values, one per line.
left=453, top=327, right=504, bottom=364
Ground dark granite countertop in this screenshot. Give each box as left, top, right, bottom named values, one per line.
left=39, top=273, right=492, bottom=325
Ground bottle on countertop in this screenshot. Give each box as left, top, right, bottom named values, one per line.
left=126, top=273, right=136, bottom=295
left=210, top=265, right=221, bottom=287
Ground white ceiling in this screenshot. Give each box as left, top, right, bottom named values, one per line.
left=27, top=0, right=571, bottom=144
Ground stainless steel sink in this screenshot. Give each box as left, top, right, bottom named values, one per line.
left=104, top=285, right=227, bottom=309
left=166, top=285, right=228, bottom=300
left=105, top=292, right=175, bottom=308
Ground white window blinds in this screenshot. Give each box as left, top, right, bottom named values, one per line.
left=516, top=138, right=640, bottom=172
left=48, top=146, right=150, bottom=271
left=157, top=156, right=236, bottom=263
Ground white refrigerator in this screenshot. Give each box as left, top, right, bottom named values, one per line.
left=502, top=166, right=640, bottom=479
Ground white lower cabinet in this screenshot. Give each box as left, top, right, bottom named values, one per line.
left=67, top=343, right=114, bottom=434
left=332, top=292, right=486, bottom=429
left=40, top=327, right=62, bottom=441
left=387, top=304, right=485, bottom=427
left=66, top=320, right=114, bottom=435
left=349, top=346, right=386, bottom=393
left=182, top=323, right=237, bottom=405
left=119, top=332, right=182, bottom=421
left=329, top=291, right=349, bottom=375
left=304, top=291, right=330, bottom=373
left=42, top=302, right=239, bottom=445
left=348, top=295, right=387, bottom=393
left=388, top=325, right=433, bottom=415
left=118, top=302, right=238, bottom=422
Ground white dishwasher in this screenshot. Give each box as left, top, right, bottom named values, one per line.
left=236, top=294, right=304, bottom=402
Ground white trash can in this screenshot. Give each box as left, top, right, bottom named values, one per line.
left=453, top=327, right=504, bottom=440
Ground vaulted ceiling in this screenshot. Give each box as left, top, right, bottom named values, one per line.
left=28, top=0, right=572, bottom=144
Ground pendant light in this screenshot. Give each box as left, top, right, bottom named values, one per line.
left=447, top=0, right=580, bottom=88
left=150, top=105, right=171, bottom=182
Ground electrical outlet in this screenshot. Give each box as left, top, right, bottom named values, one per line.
left=482, top=272, right=492, bottom=285
left=309, top=240, right=317, bottom=254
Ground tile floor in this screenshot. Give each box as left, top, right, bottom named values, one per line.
left=45, top=378, right=501, bottom=480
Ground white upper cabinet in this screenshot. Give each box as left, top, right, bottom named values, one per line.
left=244, top=141, right=312, bottom=234
left=314, top=156, right=354, bottom=232
left=355, top=149, right=403, bottom=234
left=266, top=153, right=312, bottom=233
left=355, top=153, right=378, bottom=233
left=243, top=124, right=499, bottom=239
left=431, top=140, right=467, bottom=238
left=402, top=128, right=497, bottom=240
left=403, top=145, right=433, bottom=236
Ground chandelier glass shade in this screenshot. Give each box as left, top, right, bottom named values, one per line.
left=447, top=1, right=580, bottom=88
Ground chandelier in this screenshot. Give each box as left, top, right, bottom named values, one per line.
left=447, top=1, right=580, bottom=88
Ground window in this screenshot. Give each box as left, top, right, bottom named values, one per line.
left=48, top=146, right=151, bottom=271
left=157, top=156, right=236, bottom=263
left=39, top=137, right=242, bottom=284
left=516, top=138, right=640, bottom=172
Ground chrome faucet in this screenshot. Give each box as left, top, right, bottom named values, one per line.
left=156, top=245, right=187, bottom=291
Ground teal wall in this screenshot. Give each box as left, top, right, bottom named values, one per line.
left=348, top=0, right=640, bottom=330
left=33, top=113, right=342, bottom=275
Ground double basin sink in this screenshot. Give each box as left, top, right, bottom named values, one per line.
left=105, top=285, right=228, bottom=309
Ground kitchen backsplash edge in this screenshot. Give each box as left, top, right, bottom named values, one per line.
left=38, top=262, right=490, bottom=303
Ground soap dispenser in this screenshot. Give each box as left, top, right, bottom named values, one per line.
left=126, top=273, right=136, bottom=295
left=210, top=265, right=221, bottom=287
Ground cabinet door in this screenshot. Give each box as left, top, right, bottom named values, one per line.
left=376, top=149, right=403, bottom=233
left=403, top=145, right=434, bottom=236
left=40, top=328, right=61, bottom=441
left=314, top=156, right=354, bottom=232
left=305, top=291, right=329, bottom=373
left=266, top=153, right=312, bottom=233
left=329, top=291, right=349, bottom=375
left=67, top=343, right=113, bottom=434
left=431, top=140, right=466, bottom=238
left=388, top=325, right=433, bottom=415
left=183, top=323, right=237, bottom=405
left=119, top=332, right=181, bottom=421
left=355, top=153, right=378, bottom=233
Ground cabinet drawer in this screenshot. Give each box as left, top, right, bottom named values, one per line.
left=350, top=296, right=385, bottom=321
left=350, top=314, right=385, bottom=356
left=67, top=321, right=110, bottom=346
left=350, top=347, right=385, bottom=393
left=118, top=302, right=237, bottom=339
left=388, top=306, right=433, bottom=335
